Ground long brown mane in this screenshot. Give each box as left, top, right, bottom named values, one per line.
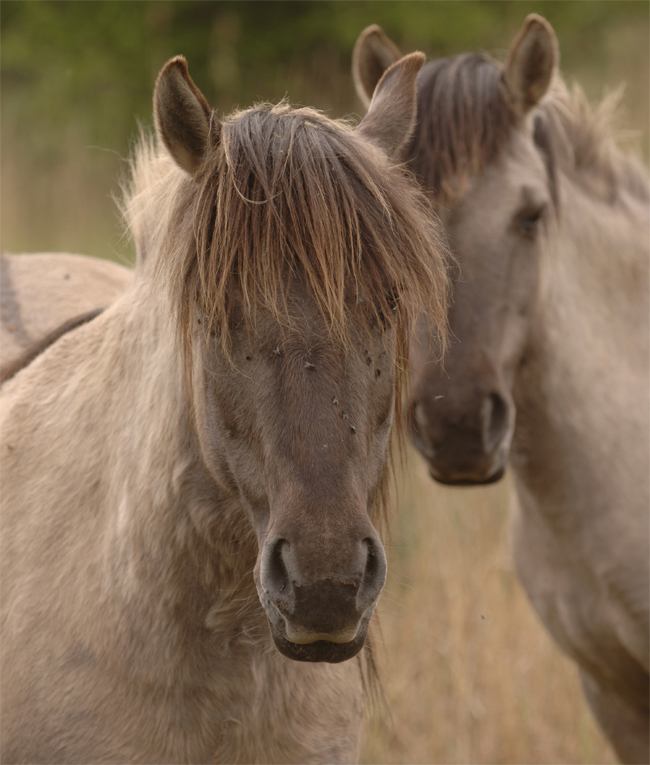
left=405, top=52, right=649, bottom=206
left=123, top=102, right=449, bottom=407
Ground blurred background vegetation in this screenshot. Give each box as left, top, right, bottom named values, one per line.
left=1, top=4, right=647, bottom=762
left=2, top=1, right=648, bottom=261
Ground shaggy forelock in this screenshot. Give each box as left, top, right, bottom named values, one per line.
left=125, top=100, right=449, bottom=389
left=186, top=102, right=446, bottom=354
left=403, top=52, right=648, bottom=207
left=404, top=53, right=517, bottom=201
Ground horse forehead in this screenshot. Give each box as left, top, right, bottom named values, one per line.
left=502, top=128, right=549, bottom=187
left=247, top=299, right=369, bottom=354
left=455, top=136, right=548, bottom=220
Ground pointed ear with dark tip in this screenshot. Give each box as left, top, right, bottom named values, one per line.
left=153, top=56, right=218, bottom=176
left=356, top=52, right=425, bottom=158
left=503, top=14, right=558, bottom=117
left=353, top=25, right=403, bottom=110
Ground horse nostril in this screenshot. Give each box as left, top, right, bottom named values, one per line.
left=357, top=537, right=387, bottom=611
left=264, top=538, right=292, bottom=610
left=482, top=392, right=509, bottom=453
left=408, top=401, right=437, bottom=460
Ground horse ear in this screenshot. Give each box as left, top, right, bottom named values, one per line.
left=503, top=14, right=558, bottom=117
left=356, top=51, right=425, bottom=158
left=154, top=56, right=218, bottom=176
left=353, top=25, right=403, bottom=110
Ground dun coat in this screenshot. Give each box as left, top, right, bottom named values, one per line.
left=1, top=54, right=449, bottom=763
left=0, top=253, right=131, bottom=369
left=354, top=14, right=649, bottom=763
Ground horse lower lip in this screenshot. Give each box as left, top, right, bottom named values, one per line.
left=429, top=465, right=506, bottom=486
left=269, top=621, right=368, bottom=663
left=284, top=626, right=359, bottom=645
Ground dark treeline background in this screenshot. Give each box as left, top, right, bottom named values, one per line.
left=2, top=1, right=648, bottom=261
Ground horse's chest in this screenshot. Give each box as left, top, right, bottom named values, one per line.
left=208, top=648, right=364, bottom=764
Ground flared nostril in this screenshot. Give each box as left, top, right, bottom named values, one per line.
left=408, top=401, right=437, bottom=460
left=357, top=536, right=387, bottom=611
left=482, top=392, right=510, bottom=453
left=263, top=538, right=293, bottom=611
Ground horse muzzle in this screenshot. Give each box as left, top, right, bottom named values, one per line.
left=409, top=391, right=514, bottom=485
left=256, top=534, right=386, bottom=662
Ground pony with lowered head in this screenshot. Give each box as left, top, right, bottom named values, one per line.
left=354, top=15, right=649, bottom=764
left=0, top=54, right=448, bottom=763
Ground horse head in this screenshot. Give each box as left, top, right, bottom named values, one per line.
left=153, top=55, right=448, bottom=661
left=354, top=16, right=559, bottom=484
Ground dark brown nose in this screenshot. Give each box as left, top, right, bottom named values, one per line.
left=259, top=531, right=386, bottom=644
left=409, top=389, right=513, bottom=485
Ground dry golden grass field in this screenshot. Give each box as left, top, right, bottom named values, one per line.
left=361, top=451, right=617, bottom=765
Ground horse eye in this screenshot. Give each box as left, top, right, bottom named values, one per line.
left=514, top=204, right=546, bottom=239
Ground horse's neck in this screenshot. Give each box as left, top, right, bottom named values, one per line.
left=106, top=287, right=257, bottom=587
left=544, top=172, right=648, bottom=375
left=512, top=170, right=649, bottom=526
left=20, top=284, right=258, bottom=650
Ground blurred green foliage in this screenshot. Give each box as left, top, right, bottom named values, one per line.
left=2, top=1, right=648, bottom=259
